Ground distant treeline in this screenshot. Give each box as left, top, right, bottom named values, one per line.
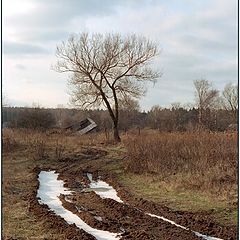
left=2, top=106, right=236, bottom=132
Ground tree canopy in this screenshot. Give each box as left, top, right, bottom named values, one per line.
left=55, top=32, right=160, bottom=141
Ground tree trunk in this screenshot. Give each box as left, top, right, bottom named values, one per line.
left=198, top=108, right=202, bottom=125
left=113, top=124, right=121, bottom=142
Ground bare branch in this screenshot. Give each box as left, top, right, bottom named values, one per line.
left=54, top=32, right=161, bottom=141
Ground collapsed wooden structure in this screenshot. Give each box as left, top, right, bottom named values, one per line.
left=64, top=118, right=97, bottom=135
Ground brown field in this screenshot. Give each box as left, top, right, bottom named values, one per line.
left=124, top=131, right=237, bottom=199
left=2, top=128, right=238, bottom=239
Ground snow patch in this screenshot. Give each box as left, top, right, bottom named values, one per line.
left=193, top=232, right=223, bottom=240
left=87, top=173, right=123, bottom=203
left=86, top=173, right=223, bottom=240
left=147, top=213, right=188, bottom=230
left=147, top=213, right=223, bottom=240
left=37, top=170, right=224, bottom=240
left=37, top=171, right=121, bottom=240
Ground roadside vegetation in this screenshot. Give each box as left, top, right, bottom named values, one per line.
left=2, top=127, right=237, bottom=239
left=124, top=131, right=237, bottom=196
left=121, top=130, right=237, bottom=225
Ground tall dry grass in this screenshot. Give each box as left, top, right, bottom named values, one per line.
left=2, top=128, right=115, bottom=159
left=2, top=129, right=18, bottom=152
left=123, top=131, right=237, bottom=199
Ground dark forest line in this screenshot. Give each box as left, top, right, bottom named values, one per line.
left=2, top=105, right=237, bottom=132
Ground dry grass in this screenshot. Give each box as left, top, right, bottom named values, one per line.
left=2, top=140, right=66, bottom=239
left=2, top=128, right=238, bottom=238
left=2, top=128, right=112, bottom=239
left=123, top=130, right=237, bottom=203
left=2, top=128, right=19, bottom=152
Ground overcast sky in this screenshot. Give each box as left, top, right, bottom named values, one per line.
left=3, top=0, right=237, bottom=110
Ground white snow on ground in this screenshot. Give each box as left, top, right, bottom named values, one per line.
left=147, top=213, right=188, bottom=230
left=37, top=171, right=121, bottom=240
left=37, top=170, right=224, bottom=240
left=87, top=173, right=123, bottom=203
left=87, top=173, right=223, bottom=240
left=147, top=213, right=223, bottom=240
left=193, top=232, right=224, bottom=240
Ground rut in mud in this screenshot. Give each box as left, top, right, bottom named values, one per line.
left=35, top=169, right=236, bottom=240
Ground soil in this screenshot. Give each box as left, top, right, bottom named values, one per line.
left=29, top=149, right=237, bottom=240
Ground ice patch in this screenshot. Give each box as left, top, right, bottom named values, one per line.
left=37, top=171, right=121, bottom=240
left=87, top=173, right=123, bottom=203
left=94, top=216, right=103, bottom=222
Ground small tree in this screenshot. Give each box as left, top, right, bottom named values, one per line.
left=55, top=32, right=160, bottom=142
left=118, top=96, right=140, bottom=131
left=148, top=105, right=162, bottom=129
left=193, top=79, right=218, bottom=125
left=221, top=83, right=238, bottom=122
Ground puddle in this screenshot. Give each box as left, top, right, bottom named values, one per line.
left=87, top=173, right=123, bottom=203
left=37, top=171, right=121, bottom=240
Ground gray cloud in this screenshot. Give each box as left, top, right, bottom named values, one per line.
left=177, top=34, right=236, bottom=56
left=4, top=0, right=150, bottom=43
left=17, top=30, right=71, bottom=42
left=6, top=0, right=140, bottom=30
left=3, top=0, right=237, bottom=109
left=3, top=41, right=49, bottom=56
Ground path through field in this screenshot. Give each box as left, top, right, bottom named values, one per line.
left=36, top=170, right=227, bottom=240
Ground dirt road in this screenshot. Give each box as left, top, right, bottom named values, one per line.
left=28, top=153, right=236, bottom=240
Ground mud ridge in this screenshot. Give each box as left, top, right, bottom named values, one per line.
left=28, top=167, right=95, bottom=240
left=33, top=163, right=237, bottom=240
left=98, top=170, right=237, bottom=240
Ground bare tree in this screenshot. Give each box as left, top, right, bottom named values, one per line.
left=222, top=83, right=238, bottom=122
left=118, top=96, right=140, bottom=132
left=54, top=33, right=160, bottom=141
left=118, top=95, right=140, bottom=112
left=148, top=105, right=162, bottom=129
left=194, top=79, right=218, bottom=124
left=171, top=102, right=181, bottom=110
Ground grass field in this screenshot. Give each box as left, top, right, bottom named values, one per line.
left=123, top=131, right=237, bottom=200
left=100, top=130, right=237, bottom=226
left=2, top=128, right=238, bottom=239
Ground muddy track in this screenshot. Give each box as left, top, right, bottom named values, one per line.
left=29, top=149, right=237, bottom=240
left=100, top=173, right=237, bottom=240
left=28, top=167, right=95, bottom=240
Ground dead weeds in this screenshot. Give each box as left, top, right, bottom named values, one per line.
left=2, top=128, right=238, bottom=239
